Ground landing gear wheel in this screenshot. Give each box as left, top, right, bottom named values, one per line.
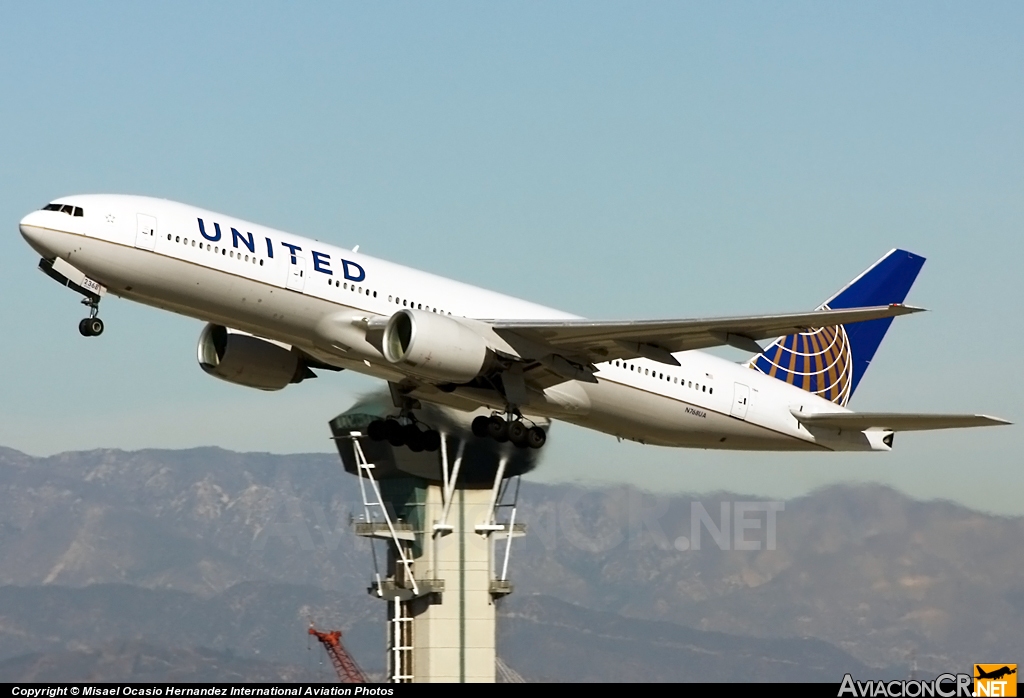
left=508, top=420, right=529, bottom=448
left=486, top=416, right=509, bottom=443
left=384, top=419, right=405, bottom=447
left=78, top=317, right=104, bottom=337
left=472, top=415, right=491, bottom=438
left=526, top=426, right=546, bottom=449
left=422, top=430, right=442, bottom=452
left=367, top=419, right=387, bottom=441
left=403, top=423, right=424, bottom=452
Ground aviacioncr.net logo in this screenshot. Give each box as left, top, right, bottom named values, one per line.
left=838, top=673, right=973, bottom=697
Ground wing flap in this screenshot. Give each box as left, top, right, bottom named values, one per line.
left=792, top=411, right=1011, bottom=432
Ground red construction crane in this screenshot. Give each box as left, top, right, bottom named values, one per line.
left=308, top=624, right=368, bottom=683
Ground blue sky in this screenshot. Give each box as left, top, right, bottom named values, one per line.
left=1, top=2, right=1021, bottom=513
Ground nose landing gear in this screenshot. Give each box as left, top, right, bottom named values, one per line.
left=78, top=317, right=104, bottom=337
left=78, top=297, right=104, bottom=337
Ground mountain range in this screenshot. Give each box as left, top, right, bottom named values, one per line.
left=0, top=445, right=1019, bottom=681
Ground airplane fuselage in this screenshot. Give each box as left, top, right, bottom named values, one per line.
left=20, top=195, right=886, bottom=452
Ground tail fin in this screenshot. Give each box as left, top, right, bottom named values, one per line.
left=749, top=249, right=926, bottom=406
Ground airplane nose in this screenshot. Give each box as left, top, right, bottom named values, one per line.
left=20, top=211, right=54, bottom=256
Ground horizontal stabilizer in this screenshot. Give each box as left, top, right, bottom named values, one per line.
left=792, top=410, right=1011, bottom=432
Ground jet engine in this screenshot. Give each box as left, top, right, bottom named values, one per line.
left=382, top=309, right=495, bottom=383
left=197, top=324, right=314, bottom=391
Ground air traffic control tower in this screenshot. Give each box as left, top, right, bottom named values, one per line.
left=329, top=396, right=540, bottom=683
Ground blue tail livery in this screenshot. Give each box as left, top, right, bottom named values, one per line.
left=749, top=249, right=926, bottom=406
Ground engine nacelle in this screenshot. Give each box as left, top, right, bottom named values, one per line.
left=382, top=309, right=493, bottom=383
left=197, top=324, right=312, bottom=391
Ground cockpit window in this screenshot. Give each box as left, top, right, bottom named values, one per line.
left=41, top=203, right=84, bottom=216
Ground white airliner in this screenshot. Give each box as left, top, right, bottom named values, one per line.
left=19, top=195, right=1009, bottom=453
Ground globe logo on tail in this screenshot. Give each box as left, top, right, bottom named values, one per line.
left=749, top=305, right=854, bottom=407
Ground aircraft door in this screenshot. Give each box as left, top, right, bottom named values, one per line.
left=135, top=214, right=157, bottom=251
left=731, top=383, right=750, bottom=420
left=287, top=255, right=306, bottom=292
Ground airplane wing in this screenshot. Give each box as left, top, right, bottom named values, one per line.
left=792, top=411, right=1011, bottom=432
left=492, top=304, right=923, bottom=372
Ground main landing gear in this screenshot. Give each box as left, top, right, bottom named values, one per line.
left=472, top=414, right=546, bottom=449
left=366, top=417, right=442, bottom=453
left=366, top=415, right=546, bottom=451
left=78, top=297, right=104, bottom=337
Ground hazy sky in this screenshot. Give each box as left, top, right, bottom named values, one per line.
left=1, top=3, right=1020, bottom=514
